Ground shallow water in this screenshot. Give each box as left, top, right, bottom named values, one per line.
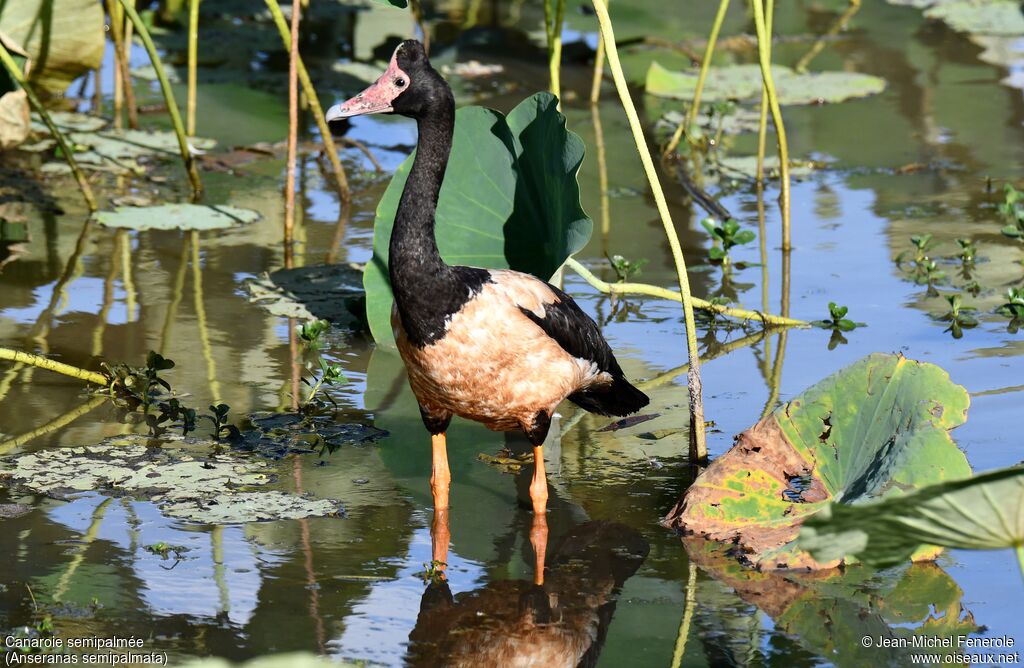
left=1, top=1, right=1023, bottom=665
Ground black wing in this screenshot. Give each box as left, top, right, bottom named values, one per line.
left=519, top=285, right=649, bottom=416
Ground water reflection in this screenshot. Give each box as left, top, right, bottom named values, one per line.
left=407, top=512, right=649, bottom=667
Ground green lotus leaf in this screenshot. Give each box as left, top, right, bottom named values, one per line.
left=664, top=353, right=972, bottom=569
left=363, top=92, right=592, bottom=347
left=96, top=203, right=261, bottom=231
left=646, top=62, right=887, bottom=105
left=799, top=465, right=1024, bottom=569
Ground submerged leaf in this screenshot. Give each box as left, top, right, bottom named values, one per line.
left=364, top=92, right=592, bottom=346
left=646, top=62, right=887, bottom=105
left=96, top=203, right=261, bottom=231
left=664, top=353, right=972, bottom=569
left=799, top=465, right=1024, bottom=568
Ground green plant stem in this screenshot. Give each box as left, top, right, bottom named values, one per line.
left=794, top=0, right=861, bottom=74
left=0, top=396, right=107, bottom=454
left=664, top=0, right=729, bottom=158
left=191, top=232, right=222, bottom=403
left=594, top=0, right=712, bottom=461
left=0, top=348, right=107, bottom=386
left=1016, top=544, right=1024, bottom=583
left=0, top=45, right=97, bottom=212
left=670, top=563, right=698, bottom=668
left=544, top=0, right=565, bottom=104
left=265, top=0, right=351, bottom=203
left=565, top=258, right=805, bottom=327
left=117, top=0, right=203, bottom=200
left=754, top=0, right=773, bottom=185
left=187, top=0, right=200, bottom=136
left=751, top=0, right=791, bottom=250
left=283, top=0, right=301, bottom=263
left=589, top=0, right=608, bottom=103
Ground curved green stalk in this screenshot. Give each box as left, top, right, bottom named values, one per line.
left=564, top=258, right=806, bottom=327
left=592, top=0, right=708, bottom=461
left=755, top=0, right=774, bottom=185
left=589, top=0, right=609, bottom=102
left=0, top=348, right=108, bottom=386
left=187, top=0, right=200, bottom=136
left=0, top=44, right=97, bottom=212
left=53, top=499, right=112, bottom=603
left=670, top=563, right=698, bottom=668
left=664, top=0, right=729, bottom=158
left=794, top=0, right=861, bottom=74
left=117, top=0, right=203, bottom=200
left=0, top=396, right=107, bottom=453
left=191, top=232, right=222, bottom=403
left=751, top=0, right=791, bottom=250
left=265, top=0, right=351, bottom=202
left=544, top=0, right=565, bottom=104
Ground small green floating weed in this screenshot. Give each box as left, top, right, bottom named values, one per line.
left=812, top=302, right=864, bottom=350
left=812, top=302, right=863, bottom=332
left=998, top=184, right=1024, bottom=240
left=299, top=319, right=330, bottom=351
left=607, top=254, right=648, bottom=282
left=996, top=287, right=1024, bottom=332
left=205, top=403, right=241, bottom=441
left=701, top=217, right=756, bottom=265
left=144, top=542, right=189, bottom=560
left=955, top=238, right=977, bottom=263
left=936, top=294, right=979, bottom=339
left=296, top=320, right=346, bottom=409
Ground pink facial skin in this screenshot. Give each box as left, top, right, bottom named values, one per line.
left=326, top=47, right=410, bottom=121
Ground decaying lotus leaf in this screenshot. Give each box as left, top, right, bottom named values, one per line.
left=664, top=353, right=972, bottom=570
left=0, top=435, right=342, bottom=524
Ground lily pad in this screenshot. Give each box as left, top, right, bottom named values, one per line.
left=663, top=353, right=973, bottom=569
left=800, top=464, right=1024, bottom=569
left=0, top=0, right=104, bottom=94
left=363, top=92, right=593, bottom=346
left=646, top=62, right=887, bottom=105
left=925, top=0, right=1024, bottom=36
left=96, top=203, right=261, bottom=231
left=716, top=155, right=825, bottom=181
left=29, top=111, right=107, bottom=133
left=245, top=263, right=365, bottom=326
left=0, top=435, right=343, bottom=524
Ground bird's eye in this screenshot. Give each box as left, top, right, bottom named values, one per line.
left=395, top=77, right=406, bottom=87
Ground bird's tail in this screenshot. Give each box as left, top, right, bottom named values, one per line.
left=568, top=375, right=649, bottom=417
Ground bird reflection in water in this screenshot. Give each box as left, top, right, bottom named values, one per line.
left=407, top=508, right=650, bottom=667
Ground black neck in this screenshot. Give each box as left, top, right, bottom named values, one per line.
left=389, top=86, right=493, bottom=347
left=390, top=104, right=454, bottom=279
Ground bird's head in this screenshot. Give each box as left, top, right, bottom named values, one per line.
left=325, top=40, right=449, bottom=123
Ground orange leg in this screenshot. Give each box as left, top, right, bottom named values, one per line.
left=431, top=432, right=451, bottom=510
left=529, top=506, right=548, bottom=585
left=430, top=507, right=451, bottom=579
left=530, top=445, right=549, bottom=515
left=530, top=445, right=549, bottom=584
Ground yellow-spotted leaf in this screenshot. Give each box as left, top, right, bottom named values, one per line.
left=664, top=353, right=972, bottom=569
